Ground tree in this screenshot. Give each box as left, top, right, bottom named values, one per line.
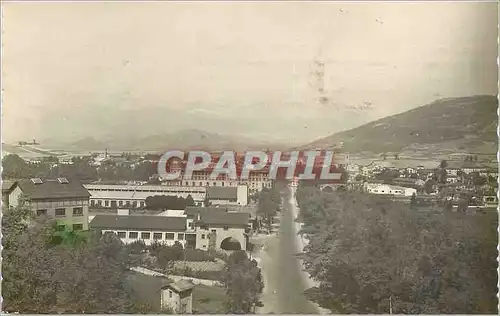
left=155, top=242, right=184, bottom=269
left=185, top=194, right=196, bottom=207
left=439, top=160, right=448, bottom=169
left=473, top=175, right=487, bottom=186
left=145, top=195, right=188, bottom=210
left=256, top=187, right=280, bottom=232
left=410, top=193, right=417, bottom=208
left=221, top=251, right=264, bottom=313
left=296, top=186, right=497, bottom=314
left=354, top=174, right=365, bottom=182
left=2, top=206, right=149, bottom=313
left=437, top=160, right=448, bottom=184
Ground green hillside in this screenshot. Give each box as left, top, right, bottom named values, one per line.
left=303, top=95, right=497, bottom=154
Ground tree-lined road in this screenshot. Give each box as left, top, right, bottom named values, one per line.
left=254, top=185, right=324, bottom=314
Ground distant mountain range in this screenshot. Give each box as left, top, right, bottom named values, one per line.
left=299, top=95, right=497, bottom=154
left=19, top=95, right=497, bottom=156
left=56, top=129, right=287, bottom=152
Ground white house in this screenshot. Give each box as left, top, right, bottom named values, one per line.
left=206, top=185, right=248, bottom=206
left=364, top=183, right=417, bottom=197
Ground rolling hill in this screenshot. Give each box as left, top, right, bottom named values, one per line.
left=300, top=95, right=497, bottom=154
left=59, top=129, right=283, bottom=152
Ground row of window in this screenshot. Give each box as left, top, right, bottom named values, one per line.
left=91, top=200, right=145, bottom=208
left=110, top=231, right=185, bottom=241
left=57, top=223, right=84, bottom=231
left=37, top=207, right=84, bottom=217
left=88, top=189, right=204, bottom=194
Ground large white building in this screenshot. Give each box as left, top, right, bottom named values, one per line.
left=85, top=183, right=249, bottom=208
left=161, top=169, right=272, bottom=196
left=84, top=184, right=207, bottom=208
left=91, top=213, right=189, bottom=247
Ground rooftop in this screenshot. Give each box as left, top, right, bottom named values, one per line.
left=17, top=178, right=90, bottom=200
left=206, top=187, right=237, bottom=200
left=2, top=180, right=18, bottom=193
left=185, top=206, right=235, bottom=217
left=197, top=210, right=250, bottom=227
left=90, top=214, right=187, bottom=231
left=162, top=279, right=195, bottom=292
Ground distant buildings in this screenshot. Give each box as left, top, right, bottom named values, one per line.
left=161, top=169, right=273, bottom=196
left=4, top=178, right=90, bottom=231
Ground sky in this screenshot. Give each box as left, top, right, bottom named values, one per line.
left=2, top=1, right=498, bottom=145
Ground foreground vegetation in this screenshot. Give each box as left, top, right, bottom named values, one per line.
left=296, top=183, right=497, bottom=314
left=3, top=206, right=264, bottom=313
left=2, top=206, right=156, bottom=313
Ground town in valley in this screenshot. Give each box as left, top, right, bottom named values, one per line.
left=1, top=2, right=498, bottom=314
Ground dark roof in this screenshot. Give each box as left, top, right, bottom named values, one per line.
left=161, top=280, right=195, bottom=292
left=197, top=210, right=250, bottom=227
left=206, top=187, right=237, bottom=200
left=17, top=179, right=90, bottom=200
left=90, top=214, right=186, bottom=231
left=2, top=180, right=17, bottom=193
left=185, top=206, right=235, bottom=217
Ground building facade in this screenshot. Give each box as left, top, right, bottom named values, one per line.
left=206, top=185, right=248, bottom=206
left=364, top=183, right=417, bottom=197
left=11, top=178, right=90, bottom=231
left=90, top=206, right=251, bottom=251
left=84, top=184, right=206, bottom=209
left=90, top=214, right=189, bottom=247
left=161, top=280, right=194, bottom=314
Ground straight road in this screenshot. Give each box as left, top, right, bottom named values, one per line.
left=254, top=185, right=324, bottom=314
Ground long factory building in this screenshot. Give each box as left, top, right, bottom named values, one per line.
left=83, top=183, right=248, bottom=208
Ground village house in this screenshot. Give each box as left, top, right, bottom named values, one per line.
left=364, top=182, right=417, bottom=197
left=161, top=280, right=195, bottom=314
left=6, top=178, right=90, bottom=231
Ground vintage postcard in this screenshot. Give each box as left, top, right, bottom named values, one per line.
left=1, top=1, right=498, bottom=314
